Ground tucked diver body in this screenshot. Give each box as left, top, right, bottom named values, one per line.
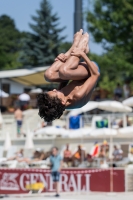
left=37, top=29, right=100, bottom=122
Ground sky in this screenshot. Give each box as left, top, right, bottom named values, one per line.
left=0, top=0, right=103, bottom=54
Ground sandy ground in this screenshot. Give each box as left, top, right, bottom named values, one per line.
left=1, top=192, right=133, bottom=200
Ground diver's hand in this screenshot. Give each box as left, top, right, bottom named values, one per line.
left=55, top=53, right=67, bottom=62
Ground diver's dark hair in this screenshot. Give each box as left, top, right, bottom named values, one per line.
left=37, top=93, right=65, bottom=122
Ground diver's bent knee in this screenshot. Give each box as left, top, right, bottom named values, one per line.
left=44, top=70, right=53, bottom=82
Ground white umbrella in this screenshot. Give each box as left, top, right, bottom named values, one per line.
left=63, top=128, right=93, bottom=138
left=0, top=111, right=3, bottom=124
left=90, top=128, right=117, bottom=137
left=30, top=88, right=43, bottom=94
left=67, top=101, right=99, bottom=117
left=0, top=89, right=9, bottom=97
left=98, top=100, right=132, bottom=113
left=24, top=130, right=34, bottom=149
left=19, top=93, right=30, bottom=101
left=98, top=100, right=132, bottom=192
left=97, top=101, right=132, bottom=150
left=34, top=126, right=67, bottom=136
left=3, top=132, right=12, bottom=151
left=123, top=97, right=133, bottom=107
left=118, top=126, right=133, bottom=134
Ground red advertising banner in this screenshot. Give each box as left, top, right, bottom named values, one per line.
left=0, top=168, right=125, bottom=194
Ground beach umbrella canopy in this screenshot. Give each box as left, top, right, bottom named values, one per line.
left=19, top=93, right=30, bottom=101
left=34, top=126, right=67, bottom=136
left=98, top=100, right=132, bottom=113
left=62, top=128, right=93, bottom=138
left=3, top=132, right=12, bottom=151
left=67, top=101, right=99, bottom=117
left=0, top=111, right=3, bottom=124
left=118, top=126, right=133, bottom=134
left=30, top=88, right=43, bottom=94
left=123, top=97, right=133, bottom=107
left=90, top=128, right=117, bottom=137
left=24, top=130, right=34, bottom=149
left=0, top=89, right=9, bottom=97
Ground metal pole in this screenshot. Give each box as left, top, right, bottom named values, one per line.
left=0, top=79, right=2, bottom=110
left=74, top=0, right=83, bottom=34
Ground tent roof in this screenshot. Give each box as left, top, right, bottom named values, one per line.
left=0, top=66, right=49, bottom=86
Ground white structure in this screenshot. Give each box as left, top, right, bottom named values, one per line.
left=0, top=66, right=49, bottom=94
left=1, top=79, right=34, bottom=94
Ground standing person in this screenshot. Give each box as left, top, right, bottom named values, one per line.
left=123, top=82, right=130, bottom=99
left=114, top=83, right=122, bottom=100
left=50, top=147, right=63, bottom=197
left=19, top=90, right=30, bottom=110
left=37, top=29, right=100, bottom=122
left=14, top=107, right=23, bottom=137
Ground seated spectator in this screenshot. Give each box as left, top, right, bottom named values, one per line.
left=123, top=82, right=130, bottom=99
left=18, top=149, right=41, bottom=163
left=72, top=145, right=86, bottom=167
left=128, top=145, right=133, bottom=162
left=118, top=146, right=123, bottom=160
left=101, top=140, right=109, bottom=158
left=63, top=144, right=72, bottom=166
left=114, top=83, right=122, bottom=100
left=119, top=115, right=131, bottom=127
left=28, top=151, right=46, bottom=164
left=90, top=141, right=100, bottom=158
left=113, top=145, right=123, bottom=161
left=98, top=147, right=105, bottom=158
left=7, top=149, right=24, bottom=161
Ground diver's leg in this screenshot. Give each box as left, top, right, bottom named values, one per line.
left=44, top=29, right=83, bottom=82
left=59, top=33, right=90, bottom=80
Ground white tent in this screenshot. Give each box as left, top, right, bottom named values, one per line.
left=123, top=97, right=133, bottom=107
left=24, top=130, right=34, bottom=149
left=3, top=132, right=12, bottom=151
left=118, top=126, right=133, bottom=134
left=67, top=101, right=99, bottom=117
left=30, top=88, right=43, bottom=94
left=97, top=101, right=132, bottom=162
left=0, top=89, right=9, bottom=97
left=98, top=100, right=132, bottom=113
left=35, top=126, right=67, bottom=137
left=90, top=128, right=117, bottom=137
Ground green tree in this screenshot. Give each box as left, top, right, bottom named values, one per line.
left=19, top=0, right=65, bottom=67
left=87, top=0, right=133, bottom=93
left=0, top=15, right=23, bottom=70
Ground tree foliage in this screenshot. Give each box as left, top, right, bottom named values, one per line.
left=19, top=0, right=65, bottom=67
left=87, top=0, right=133, bottom=92
left=0, top=15, right=23, bottom=70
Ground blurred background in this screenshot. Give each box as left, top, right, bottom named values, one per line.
left=0, top=0, right=133, bottom=196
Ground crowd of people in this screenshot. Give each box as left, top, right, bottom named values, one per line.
left=114, top=82, right=131, bottom=101
left=1, top=140, right=133, bottom=170
left=7, top=148, right=51, bottom=165
left=62, top=142, right=126, bottom=168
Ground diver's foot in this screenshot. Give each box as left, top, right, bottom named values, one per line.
left=65, top=29, right=83, bottom=57
left=85, top=42, right=89, bottom=54
left=77, top=33, right=89, bottom=52
left=73, top=29, right=83, bottom=47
